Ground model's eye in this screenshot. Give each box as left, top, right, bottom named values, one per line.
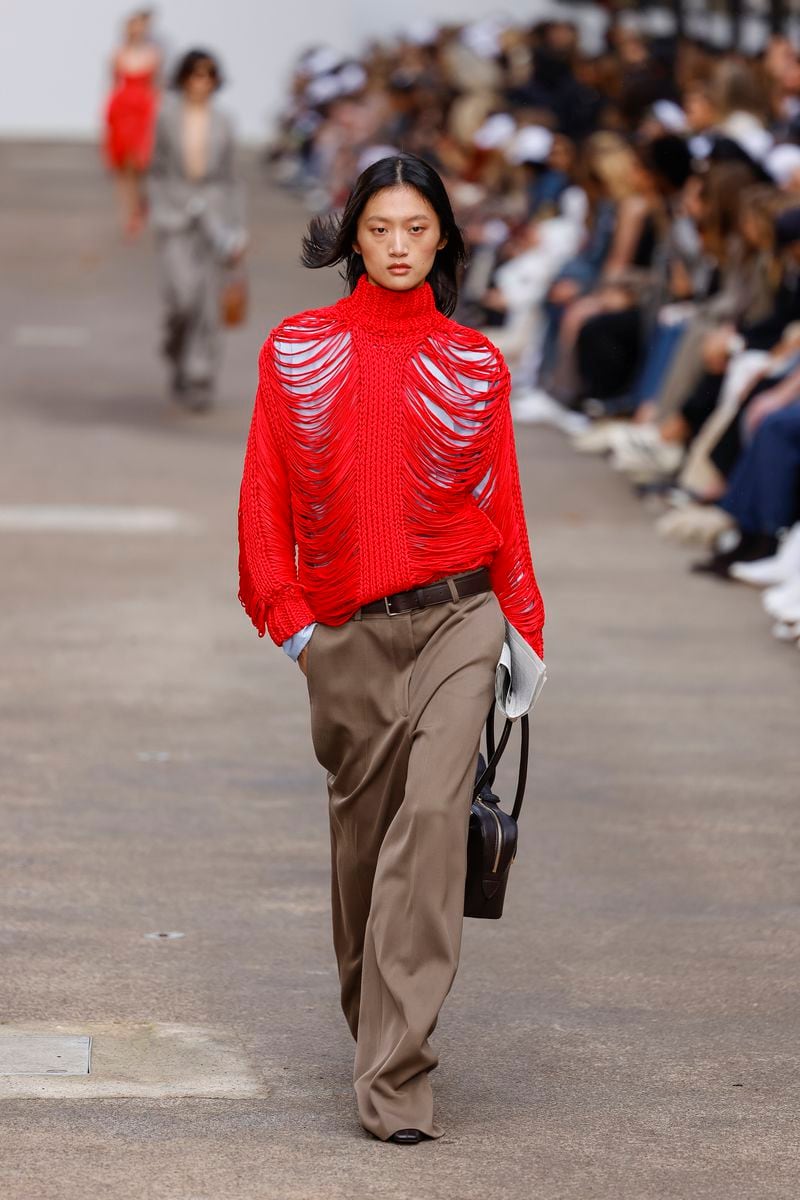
left=410, top=225, right=427, bottom=234
left=370, top=226, right=387, bottom=235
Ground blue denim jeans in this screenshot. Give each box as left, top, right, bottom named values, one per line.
left=721, top=404, right=800, bottom=535
left=629, top=320, right=688, bottom=411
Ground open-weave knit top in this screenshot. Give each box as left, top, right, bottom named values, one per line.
left=238, top=273, right=545, bottom=657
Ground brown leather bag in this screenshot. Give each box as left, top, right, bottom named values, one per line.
left=221, top=273, right=248, bottom=327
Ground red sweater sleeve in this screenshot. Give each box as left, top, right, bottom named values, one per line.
left=477, top=365, right=545, bottom=659
left=238, top=340, right=315, bottom=644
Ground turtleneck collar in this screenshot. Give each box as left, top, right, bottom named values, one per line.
left=339, top=272, right=439, bottom=335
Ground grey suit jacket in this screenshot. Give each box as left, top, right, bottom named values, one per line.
left=148, top=94, right=245, bottom=257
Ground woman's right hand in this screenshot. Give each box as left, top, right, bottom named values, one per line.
left=297, top=645, right=309, bottom=676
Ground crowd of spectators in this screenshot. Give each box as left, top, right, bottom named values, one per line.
left=269, top=13, right=800, bottom=649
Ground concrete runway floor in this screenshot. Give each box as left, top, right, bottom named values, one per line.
left=1, top=143, right=799, bottom=1199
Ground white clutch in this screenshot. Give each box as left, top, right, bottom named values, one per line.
left=495, top=619, right=548, bottom=720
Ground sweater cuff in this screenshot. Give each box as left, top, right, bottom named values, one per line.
left=265, top=588, right=316, bottom=646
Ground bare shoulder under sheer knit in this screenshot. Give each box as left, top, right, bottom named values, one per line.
left=237, top=273, right=544, bottom=657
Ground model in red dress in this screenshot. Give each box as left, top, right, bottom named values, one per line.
left=103, top=10, right=161, bottom=237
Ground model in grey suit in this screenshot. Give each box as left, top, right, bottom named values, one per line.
left=148, top=79, right=246, bottom=407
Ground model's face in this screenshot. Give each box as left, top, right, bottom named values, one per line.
left=353, top=185, right=447, bottom=292
left=184, top=60, right=216, bottom=103
left=127, top=16, right=148, bottom=43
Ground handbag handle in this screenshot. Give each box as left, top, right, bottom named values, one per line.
left=472, top=701, right=530, bottom=822
left=512, top=714, right=529, bottom=823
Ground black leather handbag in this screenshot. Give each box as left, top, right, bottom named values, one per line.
left=464, top=703, right=530, bottom=920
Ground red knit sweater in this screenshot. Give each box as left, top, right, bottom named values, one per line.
left=238, top=274, right=544, bottom=657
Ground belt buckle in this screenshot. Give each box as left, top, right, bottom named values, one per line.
left=384, top=594, right=396, bottom=616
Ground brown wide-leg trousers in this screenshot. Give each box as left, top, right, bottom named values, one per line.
left=305, top=587, right=506, bottom=1141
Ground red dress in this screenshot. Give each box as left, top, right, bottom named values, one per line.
left=104, top=68, right=158, bottom=171
left=238, top=275, right=545, bottom=657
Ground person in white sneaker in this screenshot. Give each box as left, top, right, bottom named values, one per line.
left=656, top=502, right=736, bottom=546
left=730, top=522, right=800, bottom=584
left=692, top=403, right=800, bottom=576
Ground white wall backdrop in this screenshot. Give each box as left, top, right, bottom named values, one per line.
left=3, top=0, right=601, bottom=144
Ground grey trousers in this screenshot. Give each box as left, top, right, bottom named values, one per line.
left=157, top=226, right=221, bottom=389
left=305, top=587, right=505, bottom=1140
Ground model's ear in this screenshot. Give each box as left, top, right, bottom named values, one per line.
left=437, top=235, right=448, bottom=251
left=352, top=241, right=361, bottom=256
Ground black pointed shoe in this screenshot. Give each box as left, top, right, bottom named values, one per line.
left=388, top=1128, right=422, bottom=1145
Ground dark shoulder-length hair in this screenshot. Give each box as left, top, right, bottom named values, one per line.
left=301, top=154, right=467, bottom=316
left=171, top=48, right=224, bottom=91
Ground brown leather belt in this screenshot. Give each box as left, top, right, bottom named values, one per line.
left=355, top=567, right=491, bottom=617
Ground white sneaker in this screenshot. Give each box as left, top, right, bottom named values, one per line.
left=771, top=619, right=800, bottom=642
left=512, top=388, right=590, bottom=434
left=770, top=595, right=800, bottom=624
left=607, top=423, right=685, bottom=476
left=655, top=504, right=735, bottom=546
left=664, top=487, right=694, bottom=510
left=570, top=420, right=627, bottom=454
left=607, top=423, right=660, bottom=452
left=762, top=576, right=800, bottom=618
left=729, top=523, right=800, bottom=587
left=609, top=439, right=684, bottom=481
